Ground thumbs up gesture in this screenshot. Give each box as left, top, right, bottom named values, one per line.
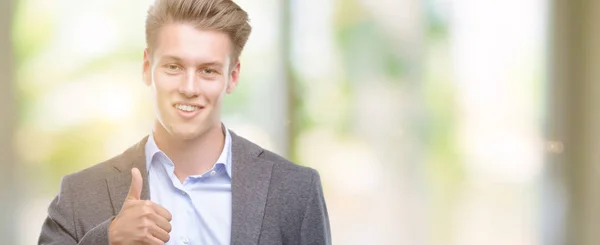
left=109, top=168, right=172, bottom=244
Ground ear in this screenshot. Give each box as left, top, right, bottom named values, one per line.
left=143, top=48, right=152, bottom=86
left=226, top=61, right=240, bottom=94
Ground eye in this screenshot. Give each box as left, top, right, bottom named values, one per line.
left=202, top=68, right=216, bottom=74
left=166, top=64, right=181, bottom=72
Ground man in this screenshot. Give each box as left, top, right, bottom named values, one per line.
left=38, top=0, right=331, bottom=244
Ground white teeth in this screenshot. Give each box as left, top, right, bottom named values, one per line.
left=175, top=104, right=198, bottom=112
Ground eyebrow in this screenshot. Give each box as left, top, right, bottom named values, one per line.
left=160, top=55, right=224, bottom=68
left=160, top=55, right=184, bottom=63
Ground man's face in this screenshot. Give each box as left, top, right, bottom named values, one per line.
left=143, top=23, right=239, bottom=140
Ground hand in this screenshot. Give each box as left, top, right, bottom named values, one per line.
left=109, top=168, right=172, bottom=245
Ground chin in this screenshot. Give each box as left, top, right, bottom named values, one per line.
left=169, top=122, right=213, bottom=140
left=170, top=128, right=202, bottom=141
left=160, top=116, right=216, bottom=141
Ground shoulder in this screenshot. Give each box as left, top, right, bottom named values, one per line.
left=239, top=136, right=329, bottom=232
left=247, top=143, right=322, bottom=200
left=61, top=154, right=120, bottom=187
left=54, top=155, right=122, bottom=210
left=53, top=141, right=140, bottom=215
left=59, top=138, right=140, bottom=194
left=232, top=131, right=320, bottom=186
left=259, top=148, right=320, bottom=184
left=62, top=137, right=145, bottom=185
left=259, top=149, right=323, bottom=206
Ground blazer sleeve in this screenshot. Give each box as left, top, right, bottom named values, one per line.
left=300, top=170, right=332, bottom=245
left=38, top=176, right=113, bottom=245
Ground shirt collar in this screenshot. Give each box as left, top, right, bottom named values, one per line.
left=145, top=132, right=161, bottom=174
left=144, top=125, right=233, bottom=178
left=219, top=126, right=233, bottom=177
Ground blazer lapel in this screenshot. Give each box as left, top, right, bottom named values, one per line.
left=230, top=132, right=273, bottom=245
left=106, top=136, right=151, bottom=215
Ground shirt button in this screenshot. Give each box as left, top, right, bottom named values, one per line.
left=181, top=236, right=190, bottom=244
left=210, top=170, right=216, bottom=176
left=181, top=190, right=186, bottom=195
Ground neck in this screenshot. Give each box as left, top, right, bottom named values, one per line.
left=152, top=121, right=225, bottom=182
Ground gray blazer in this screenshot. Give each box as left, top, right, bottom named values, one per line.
left=38, top=131, right=331, bottom=245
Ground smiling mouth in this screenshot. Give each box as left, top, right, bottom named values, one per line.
left=174, top=104, right=202, bottom=112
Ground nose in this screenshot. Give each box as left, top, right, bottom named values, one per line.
left=178, top=71, right=200, bottom=98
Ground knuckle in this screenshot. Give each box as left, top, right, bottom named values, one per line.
left=144, top=200, right=153, bottom=206
left=142, top=207, right=153, bottom=216
left=134, top=232, right=146, bottom=242
left=142, top=218, right=152, bottom=228
left=140, top=226, right=150, bottom=237
left=145, top=233, right=156, bottom=242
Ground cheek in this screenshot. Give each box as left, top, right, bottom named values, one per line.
left=151, top=75, right=176, bottom=109
left=205, top=79, right=228, bottom=100
left=153, top=73, right=180, bottom=93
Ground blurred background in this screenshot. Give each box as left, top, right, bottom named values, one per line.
left=1, top=0, right=599, bottom=244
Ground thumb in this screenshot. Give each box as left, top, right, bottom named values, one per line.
left=126, top=167, right=143, bottom=201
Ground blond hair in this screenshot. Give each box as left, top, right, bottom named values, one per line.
left=145, top=0, right=252, bottom=61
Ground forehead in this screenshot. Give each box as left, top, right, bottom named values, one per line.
left=152, top=23, right=232, bottom=65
